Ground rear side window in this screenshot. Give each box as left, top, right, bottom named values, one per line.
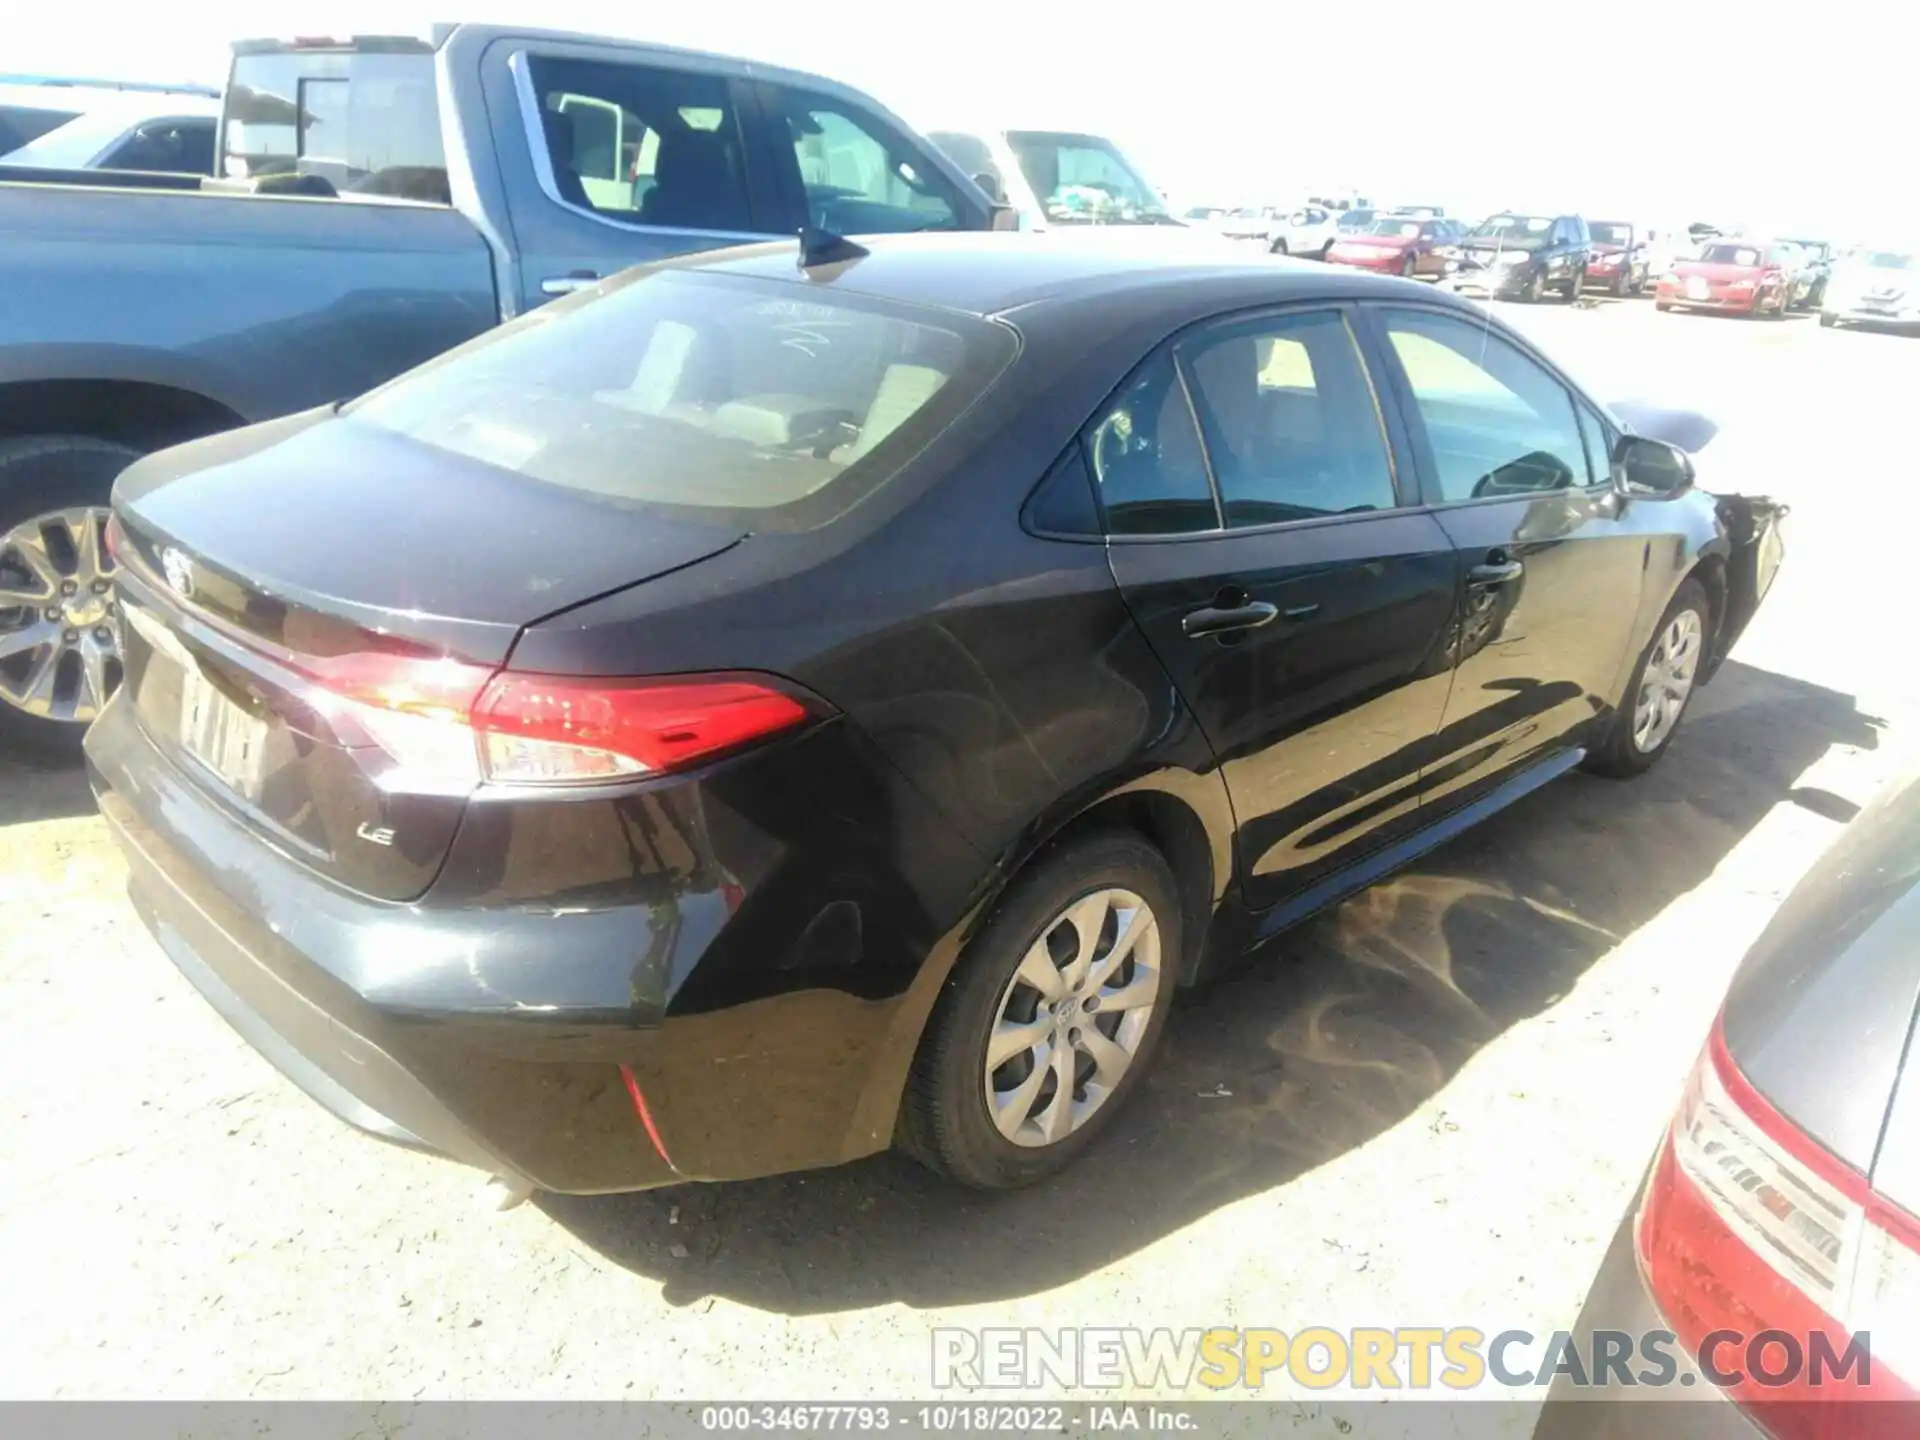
left=345, top=271, right=1013, bottom=529
left=524, top=56, right=757, bottom=233
left=1179, top=311, right=1399, bottom=526
left=1085, top=355, right=1218, bottom=536
left=224, top=49, right=448, bottom=201
left=774, top=91, right=961, bottom=234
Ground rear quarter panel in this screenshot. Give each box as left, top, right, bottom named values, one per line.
left=0, top=184, right=499, bottom=421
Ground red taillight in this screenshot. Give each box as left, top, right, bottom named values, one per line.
left=290, top=649, right=810, bottom=789
left=1638, top=1019, right=1918, bottom=1434
left=472, top=674, right=811, bottom=785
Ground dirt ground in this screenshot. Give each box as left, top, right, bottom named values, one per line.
left=3, top=297, right=1916, bottom=1416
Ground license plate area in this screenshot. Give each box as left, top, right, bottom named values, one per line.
left=1686, top=277, right=1710, bottom=299
left=179, top=661, right=269, bottom=803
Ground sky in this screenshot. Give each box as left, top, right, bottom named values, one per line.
left=13, top=1, right=1920, bottom=240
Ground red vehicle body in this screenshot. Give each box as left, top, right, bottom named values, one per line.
left=1656, top=241, right=1794, bottom=317
left=1325, top=215, right=1447, bottom=278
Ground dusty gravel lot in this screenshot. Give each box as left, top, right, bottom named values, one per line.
left=3, top=297, right=1917, bottom=1416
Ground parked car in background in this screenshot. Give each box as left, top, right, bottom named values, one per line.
left=1270, top=203, right=1342, bottom=257
left=1216, top=205, right=1284, bottom=246
left=1656, top=241, right=1794, bottom=318
left=0, top=79, right=218, bottom=174
left=924, top=125, right=1183, bottom=232
left=1439, top=213, right=1593, bottom=302
left=1325, top=213, right=1451, bottom=277
left=0, top=25, right=1008, bottom=747
left=1583, top=220, right=1650, bottom=296
left=1392, top=204, right=1446, bottom=221
left=1820, top=247, right=1920, bottom=329
left=88, top=233, right=1783, bottom=1202
left=1779, top=237, right=1834, bottom=309
left=1534, top=764, right=1918, bottom=1440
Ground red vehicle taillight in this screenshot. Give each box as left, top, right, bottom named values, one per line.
left=296, top=651, right=814, bottom=789
left=1639, top=1019, right=1919, bottom=1435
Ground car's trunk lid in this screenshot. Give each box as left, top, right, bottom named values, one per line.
left=110, top=411, right=743, bottom=901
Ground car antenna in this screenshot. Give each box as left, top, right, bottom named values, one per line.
left=797, top=226, right=870, bottom=276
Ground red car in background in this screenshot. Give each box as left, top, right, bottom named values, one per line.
left=1656, top=241, right=1795, bottom=317
left=1325, top=214, right=1448, bottom=278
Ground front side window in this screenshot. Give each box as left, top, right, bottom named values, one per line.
left=778, top=94, right=959, bottom=234
left=347, top=271, right=1012, bottom=529
left=1379, top=309, right=1588, bottom=502
left=1179, top=311, right=1399, bottom=527
left=525, top=56, right=756, bottom=232
left=1085, top=355, right=1217, bottom=536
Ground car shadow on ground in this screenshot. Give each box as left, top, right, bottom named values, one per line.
left=0, top=749, right=95, bottom=825
left=544, top=659, right=1882, bottom=1314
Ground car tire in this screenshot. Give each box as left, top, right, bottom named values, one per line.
left=1526, top=270, right=1544, bottom=303
left=1820, top=311, right=1838, bottom=328
left=900, top=830, right=1181, bottom=1190
left=1563, top=265, right=1585, bottom=301
left=1270, top=236, right=1289, bottom=255
left=0, top=434, right=143, bottom=752
left=1612, top=266, right=1629, bottom=298
left=1584, top=578, right=1711, bottom=779
left=1400, top=254, right=1417, bottom=278
left=1655, top=298, right=1672, bottom=312
left=1319, top=241, right=1334, bottom=262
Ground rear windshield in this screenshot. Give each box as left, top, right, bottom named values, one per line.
left=0, top=103, right=79, bottom=154
left=1701, top=243, right=1762, bottom=266
left=346, top=270, right=1015, bottom=529
left=1368, top=219, right=1422, bottom=237
left=222, top=48, right=448, bottom=202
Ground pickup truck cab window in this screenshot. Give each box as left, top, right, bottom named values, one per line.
left=223, top=47, right=449, bottom=202
left=524, top=56, right=755, bottom=233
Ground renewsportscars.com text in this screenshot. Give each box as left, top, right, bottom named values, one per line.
left=931, top=1326, right=1873, bottom=1392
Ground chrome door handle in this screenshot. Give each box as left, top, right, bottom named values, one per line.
left=541, top=270, right=600, bottom=296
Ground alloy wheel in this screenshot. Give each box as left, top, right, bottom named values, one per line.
left=1632, top=609, right=1703, bottom=753
left=0, top=506, right=121, bottom=724
left=983, top=887, right=1163, bottom=1148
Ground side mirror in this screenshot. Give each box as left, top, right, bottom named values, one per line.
left=988, top=202, right=1020, bottom=232
left=1612, top=434, right=1695, bottom=499
left=972, top=171, right=1003, bottom=203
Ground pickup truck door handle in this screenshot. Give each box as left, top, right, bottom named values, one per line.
left=540, top=270, right=600, bottom=296
left=1468, top=557, right=1525, bottom=585
left=1182, top=599, right=1279, bottom=639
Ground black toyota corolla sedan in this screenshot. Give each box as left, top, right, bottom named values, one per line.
left=1534, top=768, right=1920, bottom=1438
left=87, top=234, right=1784, bottom=1197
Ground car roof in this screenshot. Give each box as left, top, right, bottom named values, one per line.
left=669, top=231, right=1479, bottom=324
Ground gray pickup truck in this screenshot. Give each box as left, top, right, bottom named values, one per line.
left=0, top=23, right=1007, bottom=744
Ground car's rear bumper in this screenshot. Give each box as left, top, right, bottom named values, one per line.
left=86, top=692, right=979, bottom=1194
left=1531, top=1205, right=1761, bottom=1439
